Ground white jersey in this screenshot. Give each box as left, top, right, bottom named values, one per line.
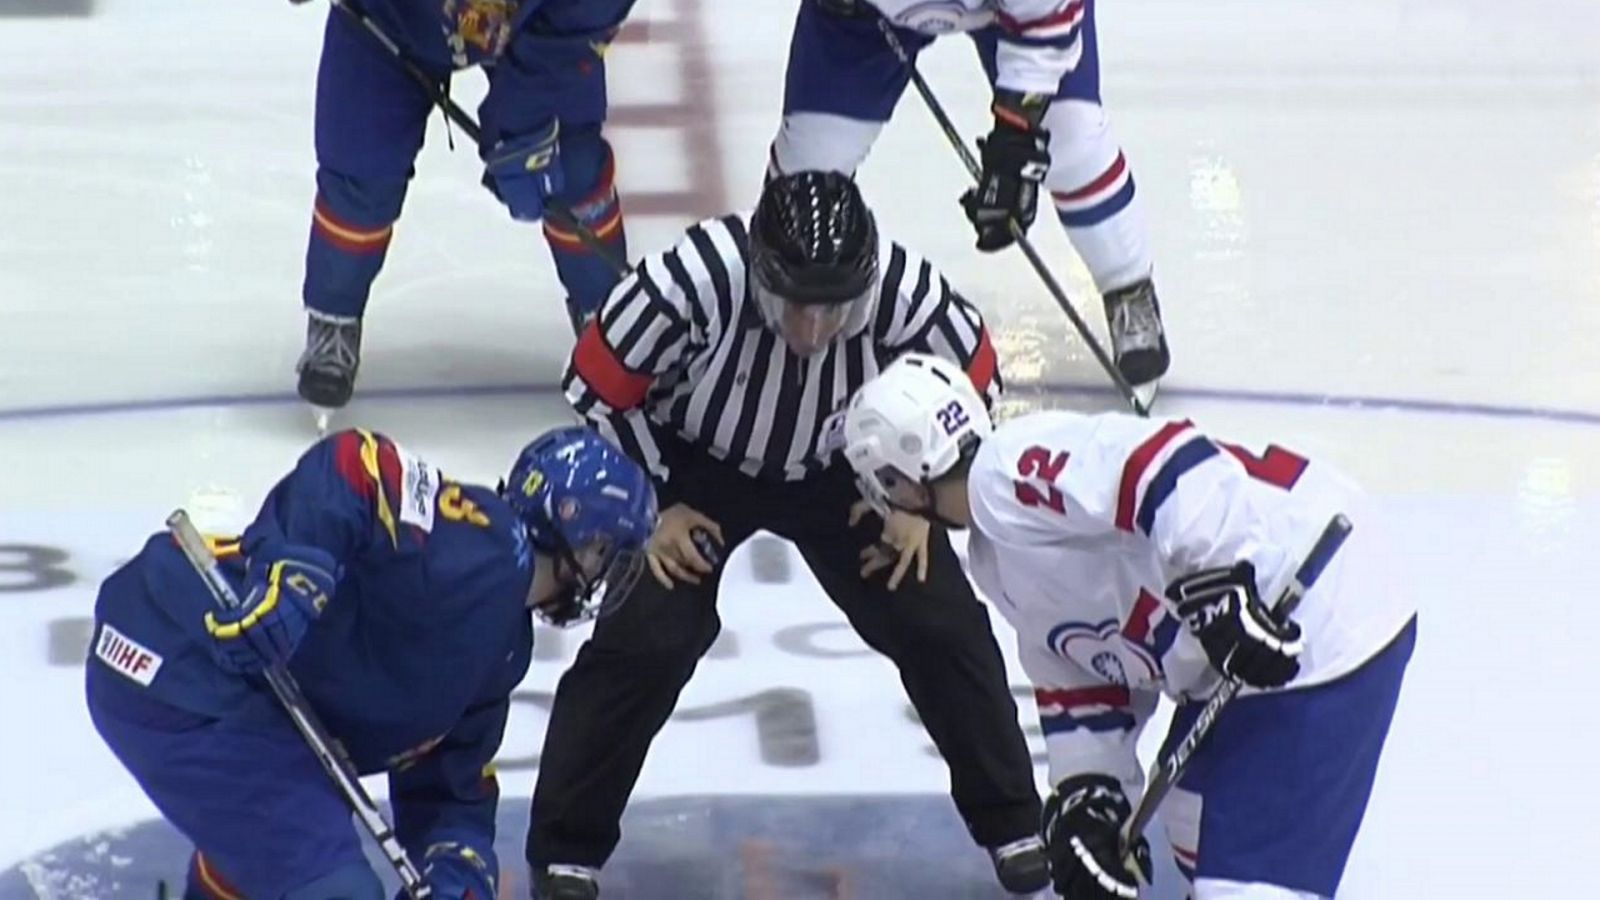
left=866, top=0, right=1086, bottom=95
left=964, top=411, right=1416, bottom=791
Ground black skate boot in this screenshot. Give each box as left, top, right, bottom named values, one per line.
left=1102, top=277, right=1170, bottom=389
left=295, top=310, right=362, bottom=431
left=988, top=835, right=1050, bottom=894
left=532, top=865, right=600, bottom=900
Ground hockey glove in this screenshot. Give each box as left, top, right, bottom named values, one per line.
left=1166, top=560, right=1303, bottom=688
left=960, top=90, right=1052, bottom=252
left=483, top=121, right=565, bottom=223
left=205, top=545, right=337, bottom=674
left=1043, top=773, right=1151, bottom=900
left=399, top=840, right=497, bottom=900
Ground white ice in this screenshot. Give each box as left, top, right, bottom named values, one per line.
left=2, top=0, right=1599, bottom=896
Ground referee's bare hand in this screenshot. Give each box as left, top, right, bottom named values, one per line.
left=647, top=503, right=725, bottom=589
left=851, top=500, right=930, bottom=591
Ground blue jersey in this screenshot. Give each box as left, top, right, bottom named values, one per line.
left=91, top=429, right=535, bottom=845
left=349, top=0, right=637, bottom=149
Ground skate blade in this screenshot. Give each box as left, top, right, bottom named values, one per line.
left=308, top=404, right=336, bottom=436
left=1131, top=380, right=1160, bottom=415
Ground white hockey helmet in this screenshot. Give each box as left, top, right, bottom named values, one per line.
left=843, top=352, right=992, bottom=510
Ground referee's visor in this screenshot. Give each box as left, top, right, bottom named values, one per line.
left=753, top=280, right=873, bottom=357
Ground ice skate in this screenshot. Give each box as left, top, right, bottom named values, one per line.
left=988, top=835, right=1051, bottom=894
left=532, top=864, right=600, bottom=900
left=295, top=309, right=362, bottom=433
left=1102, top=278, right=1170, bottom=406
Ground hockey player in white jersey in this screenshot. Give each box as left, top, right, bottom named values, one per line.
left=772, top=0, right=1170, bottom=390
left=842, top=354, right=1417, bottom=899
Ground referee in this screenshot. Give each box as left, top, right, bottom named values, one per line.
left=530, top=171, right=1046, bottom=899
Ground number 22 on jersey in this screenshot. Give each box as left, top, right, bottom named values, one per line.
left=1012, top=446, right=1070, bottom=513
left=1008, top=437, right=1309, bottom=516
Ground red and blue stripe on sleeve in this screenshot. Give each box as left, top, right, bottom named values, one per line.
left=330, top=429, right=405, bottom=547
left=997, top=0, right=1087, bottom=48
left=1114, top=420, right=1220, bottom=537
left=1036, top=685, right=1136, bottom=736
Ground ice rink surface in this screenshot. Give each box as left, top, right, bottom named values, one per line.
left=2, top=0, right=1599, bottom=896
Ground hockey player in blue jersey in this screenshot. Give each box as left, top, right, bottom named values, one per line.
left=84, top=425, right=655, bottom=899
left=296, top=0, right=636, bottom=415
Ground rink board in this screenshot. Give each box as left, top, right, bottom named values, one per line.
left=0, top=795, right=1186, bottom=900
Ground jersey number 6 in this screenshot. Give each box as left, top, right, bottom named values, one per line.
left=1013, top=446, right=1070, bottom=514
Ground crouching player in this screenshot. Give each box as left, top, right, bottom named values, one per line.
left=85, top=426, right=655, bottom=899
left=843, top=354, right=1416, bottom=899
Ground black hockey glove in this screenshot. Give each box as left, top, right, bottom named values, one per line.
left=1166, top=560, right=1304, bottom=689
left=1043, top=773, right=1151, bottom=899
left=960, top=90, right=1052, bottom=252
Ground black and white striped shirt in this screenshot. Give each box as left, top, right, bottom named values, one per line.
left=563, top=214, right=1001, bottom=501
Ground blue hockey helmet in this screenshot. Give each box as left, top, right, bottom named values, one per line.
left=502, top=425, right=657, bottom=626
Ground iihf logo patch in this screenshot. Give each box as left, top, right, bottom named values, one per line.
left=1047, top=619, right=1131, bottom=687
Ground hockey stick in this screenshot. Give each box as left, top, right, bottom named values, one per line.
left=326, top=0, right=633, bottom=278
left=873, top=18, right=1148, bottom=417
left=1116, top=513, right=1354, bottom=873
left=164, top=510, right=433, bottom=900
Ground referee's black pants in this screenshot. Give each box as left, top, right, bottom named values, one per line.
left=526, top=453, right=1042, bottom=869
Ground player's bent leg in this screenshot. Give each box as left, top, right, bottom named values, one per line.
left=184, top=855, right=382, bottom=900
left=1162, top=618, right=1417, bottom=897
left=183, top=852, right=243, bottom=900
left=971, top=3, right=1169, bottom=387
left=280, top=862, right=386, bottom=900
left=770, top=0, right=928, bottom=176
left=1039, top=0, right=1147, bottom=291
left=300, top=6, right=436, bottom=410
left=540, top=125, right=626, bottom=330
left=305, top=170, right=407, bottom=323
left=770, top=113, right=887, bottom=178
left=299, top=169, right=407, bottom=411
left=788, top=487, right=1043, bottom=891
left=1040, top=99, right=1168, bottom=385
left=1041, top=100, right=1150, bottom=294
left=85, top=667, right=374, bottom=898
left=527, top=568, right=729, bottom=872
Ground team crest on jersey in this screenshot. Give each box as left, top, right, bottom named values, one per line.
left=1046, top=617, right=1158, bottom=688
left=442, top=0, right=517, bottom=65
left=892, top=0, right=994, bottom=34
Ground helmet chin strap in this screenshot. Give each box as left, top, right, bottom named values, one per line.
left=526, top=517, right=597, bottom=626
